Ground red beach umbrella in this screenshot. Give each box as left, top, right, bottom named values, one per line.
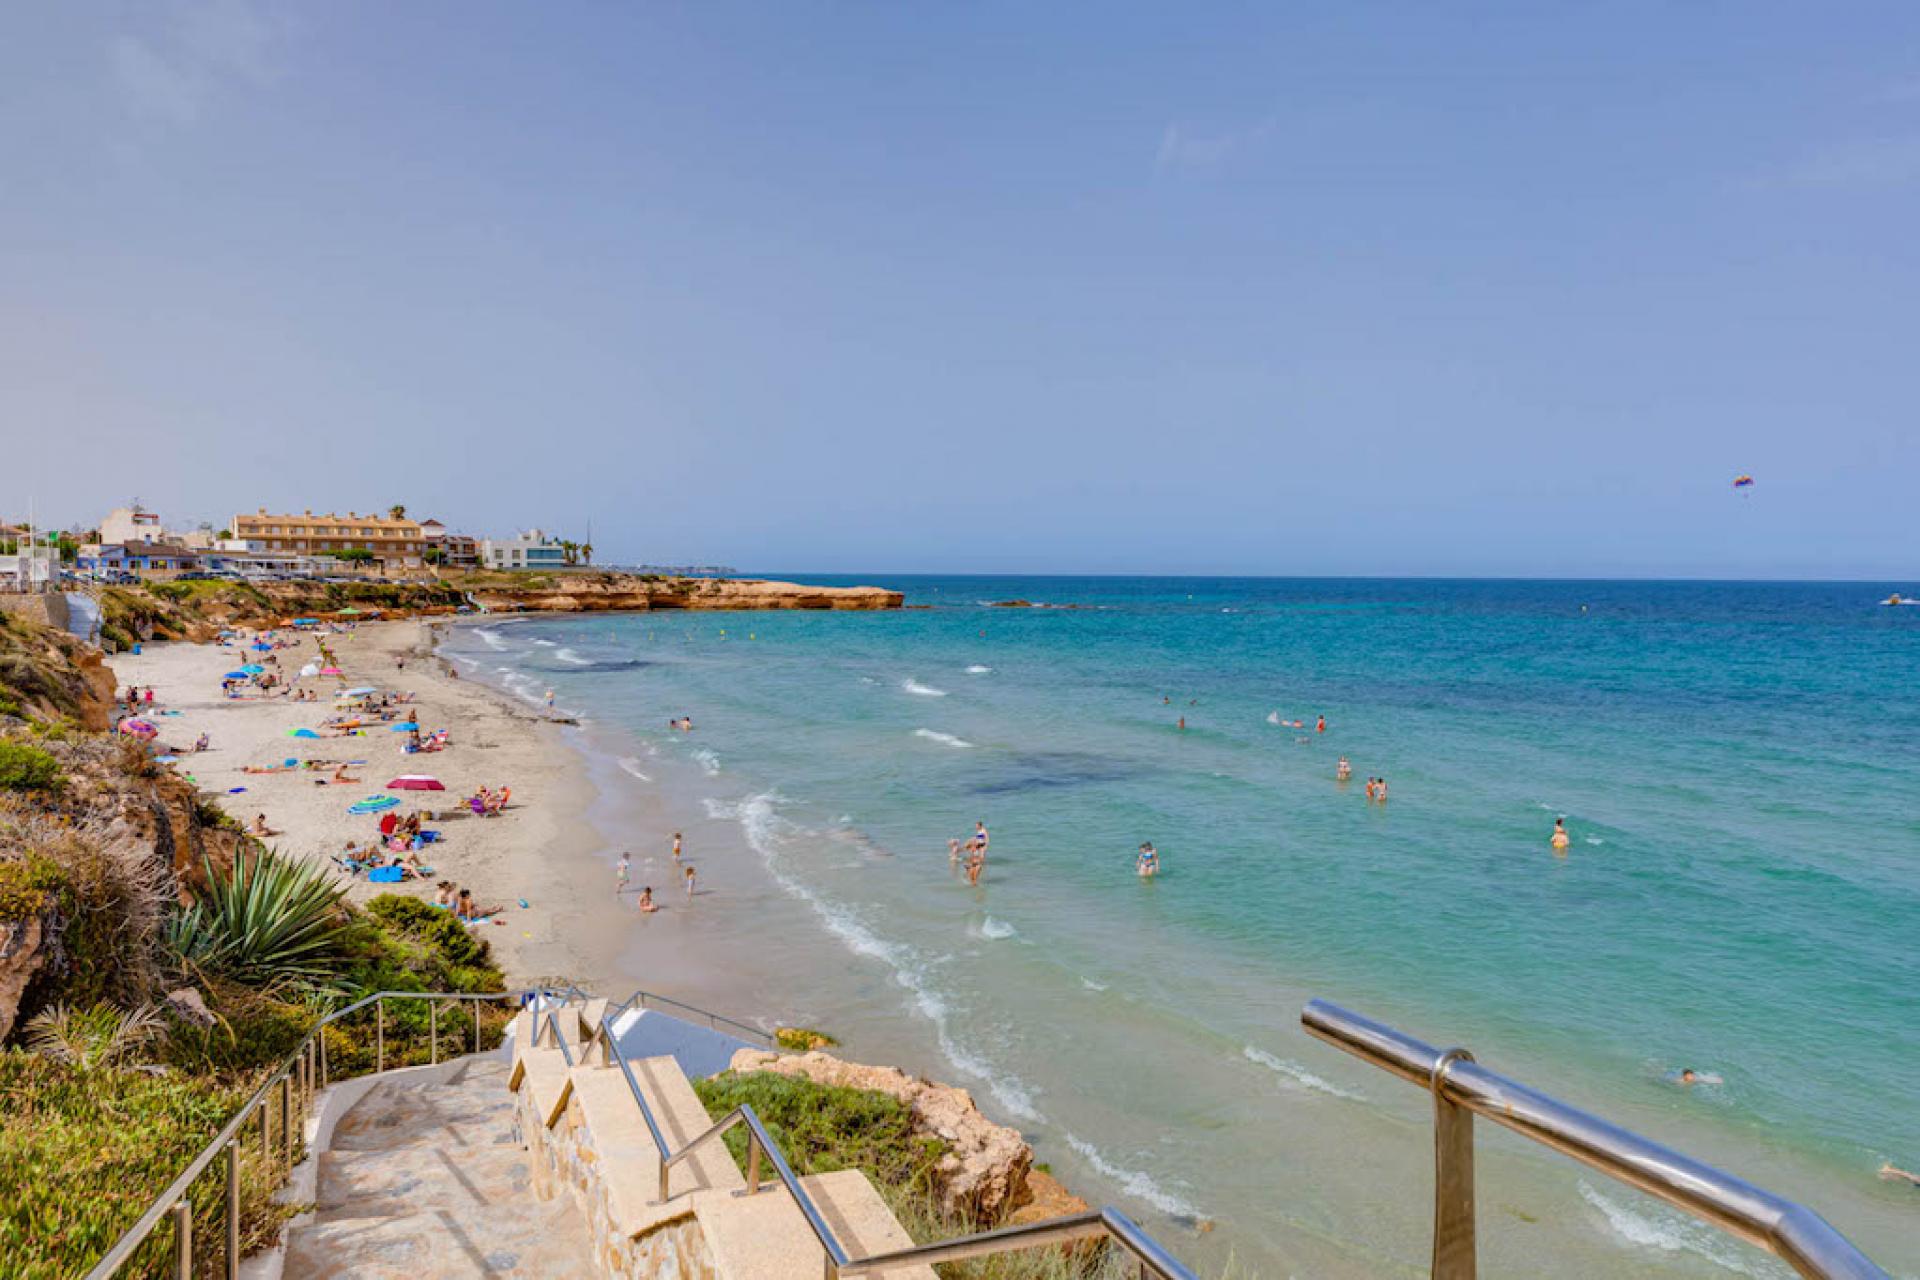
left=386, top=775, right=446, bottom=791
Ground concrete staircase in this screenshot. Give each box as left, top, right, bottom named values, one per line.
left=510, top=1002, right=937, bottom=1280
left=283, top=1057, right=598, bottom=1278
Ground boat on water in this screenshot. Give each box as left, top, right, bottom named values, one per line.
left=1881, top=593, right=1919, bottom=606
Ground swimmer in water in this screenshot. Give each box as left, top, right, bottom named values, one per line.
left=1674, top=1068, right=1724, bottom=1086
left=1336, top=757, right=1352, bottom=783
left=948, top=837, right=963, bottom=863
left=1879, top=1163, right=1920, bottom=1187
left=1375, top=777, right=1388, bottom=801
left=1316, top=714, right=1326, bottom=733
left=1552, top=818, right=1570, bottom=851
left=1177, top=716, right=1186, bottom=731
left=1137, top=842, right=1159, bottom=878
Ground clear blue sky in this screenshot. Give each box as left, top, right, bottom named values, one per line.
left=4, top=2, right=1916, bottom=578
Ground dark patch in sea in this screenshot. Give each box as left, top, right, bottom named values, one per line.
left=545, top=658, right=650, bottom=673
left=968, top=751, right=1138, bottom=796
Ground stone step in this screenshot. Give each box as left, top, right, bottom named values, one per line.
left=692, top=1170, right=937, bottom=1280
left=330, top=1070, right=517, bottom=1154
left=283, top=1204, right=598, bottom=1279
left=313, top=1142, right=529, bottom=1223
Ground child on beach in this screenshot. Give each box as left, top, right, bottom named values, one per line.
left=617, top=853, right=630, bottom=893
left=638, top=887, right=657, bottom=913
left=672, top=832, right=683, bottom=861
left=684, top=865, right=697, bottom=897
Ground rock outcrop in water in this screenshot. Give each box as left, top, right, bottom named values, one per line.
left=727, top=1047, right=1082, bottom=1226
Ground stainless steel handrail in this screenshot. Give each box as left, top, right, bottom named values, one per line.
left=87, top=984, right=579, bottom=1279
left=1302, top=999, right=1891, bottom=1280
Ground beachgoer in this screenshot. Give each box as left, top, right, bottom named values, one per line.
left=1878, top=1163, right=1920, bottom=1187
left=1335, top=757, right=1351, bottom=782
left=1552, top=818, right=1570, bottom=851
left=966, top=848, right=984, bottom=886
left=974, top=821, right=989, bottom=853
left=948, top=838, right=963, bottom=863
left=638, top=887, right=657, bottom=914
left=1177, top=716, right=1186, bottom=731
left=143, top=687, right=154, bottom=706
left=545, top=689, right=555, bottom=711
left=672, top=832, right=683, bottom=861
left=684, top=865, right=697, bottom=897
left=617, top=853, right=630, bottom=892
left=1375, top=777, right=1388, bottom=801
left=1364, top=777, right=1377, bottom=800
left=248, top=814, right=278, bottom=837
left=1137, top=842, right=1159, bottom=878
left=1316, top=714, right=1326, bottom=733
left=194, top=733, right=210, bottom=753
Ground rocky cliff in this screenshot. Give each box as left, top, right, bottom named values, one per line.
left=463, top=573, right=902, bottom=613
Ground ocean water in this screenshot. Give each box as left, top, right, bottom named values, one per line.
left=443, top=578, right=1920, bottom=1276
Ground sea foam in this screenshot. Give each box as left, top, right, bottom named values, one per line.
left=617, top=756, right=652, bottom=782
left=902, top=678, right=948, bottom=697
left=1577, top=1182, right=1767, bottom=1275
left=1243, top=1045, right=1366, bottom=1101
left=1063, top=1134, right=1201, bottom=1219
left=914, top=729, right=972, bottom=749
left=966, top=665, right=993, bottom=674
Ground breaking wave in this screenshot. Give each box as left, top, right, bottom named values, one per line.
left=902, top=678, right=948, bottom=697
left=1063, top=1134, right=1201, bottom=1220
left=1242, top=1045, right=1366, bottom=1101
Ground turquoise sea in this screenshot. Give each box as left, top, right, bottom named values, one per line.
left=442, top=578, right=1919, bottom=1276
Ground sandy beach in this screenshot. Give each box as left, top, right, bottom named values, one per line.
left=108, top=620, right=637, bottom=992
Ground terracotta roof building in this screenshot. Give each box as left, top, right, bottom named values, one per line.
left=230, top=509, right=426, bottom=569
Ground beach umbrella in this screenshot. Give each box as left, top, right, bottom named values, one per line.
left=348, top=795, right=401, bottom=814
left=390, top=722, right=420, bottom=732
left=386, top=775, right=445, bottom=791
left=289, top=728, right=320, bottom=739
left=224, top=670, right=251, bottom=680
left=240, top=664, right=265, bottom=674
left=292, top=617, right=318, bottom=625
left=343, top=686, right=378, bottom=697
left=251, top=641, right=273, bottom=651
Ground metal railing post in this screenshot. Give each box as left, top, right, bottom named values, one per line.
left=474, top=999, right=482, bottom=1053
left=1430, top=1048, right=1476, bottom=1279
left=745, top=1129, right=762, bottom=1194
left=225, top=1140, right=240, bottom=1280
left=171, top=1201, right=191, bottom=1279
left=280, top=1076, right=292, bottom=1166
left=375, top=997, right=384, bottom=1072
left=430, top=1001, right=439, bottom=1064
left=319, top=1025, right=329, bottom=1088
left=259, top=1096, right=270, bottom=1162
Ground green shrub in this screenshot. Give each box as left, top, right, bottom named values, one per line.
left=0, top=1051, right=292, bottom=1279
left=774, top=1026, right=839, bottom=1052
left=166, top=850, right=348, bottom=990
left=0, top=854, right=66, bottom=920
left=692, top=1069, right=945, bottom=1194
left=0, top=740, right=62, bottom=791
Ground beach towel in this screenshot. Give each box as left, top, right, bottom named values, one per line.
left=367, top=865, right=405, bottom=883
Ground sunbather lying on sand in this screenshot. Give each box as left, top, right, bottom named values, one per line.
left=248, top=814, right=279, bottom=837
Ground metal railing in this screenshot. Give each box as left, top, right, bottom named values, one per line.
left=86, top=984, right=582, bottom=1280
left=1301, top=999, right=1891, bottom=1280
left=545, top=994, right=1199, bottom=1280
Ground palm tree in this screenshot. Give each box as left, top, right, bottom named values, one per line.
left=580, top=542, right=593, bottom=565
left=388, top=504, right=407, bottom=521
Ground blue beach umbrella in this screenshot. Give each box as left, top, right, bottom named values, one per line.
left=240, top=664, right=265, bottom=674
left=292, top=617, right=318, bottom=625
left=224, top=670, right=250, bottom=680
left=390, top=722, right=419, bottom=732
left=348, top=795, right=401, bottom=814
left=289, top=728, right=320, bottom=739
left=251, top=642, right=273, bottom=651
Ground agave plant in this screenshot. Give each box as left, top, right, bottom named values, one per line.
left=24, top=1001, right=165, bottom=1071
left=166, top=848, right=347, bottom=989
